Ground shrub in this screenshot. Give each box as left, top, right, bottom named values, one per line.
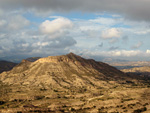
left=133, top=107, right=147, bottom=113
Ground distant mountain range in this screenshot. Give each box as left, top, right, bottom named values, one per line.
left=108, top=61, right=150, bottom=67
left=0, top=57, right=41, bottom=73
left=106, top=61, right=150, bottom=71
left=25, top=57, right=41, bottom=62
left=122, top=66, right=150, bottom=73
left=0, top=61, right=17, bottom=73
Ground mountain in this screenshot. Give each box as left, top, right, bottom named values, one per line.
left=0, top=53, right=133, bottom=88
left=0, top=57, right=40, bottom=74
left=108, top=61, right=150, bottom=67
left=0, top=60, right=17, bottom=73
left=0, top=53, right=150, bottom=113
left=25, top=57, right=41, bottom=62
left=122, top=66, right=150, bottom=73
left=121, top=66, right=150, bottom=80
left=107, top=61, right=150, bottom=70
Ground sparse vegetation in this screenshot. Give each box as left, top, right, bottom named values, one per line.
left=133, top=107, right=147, bottom=113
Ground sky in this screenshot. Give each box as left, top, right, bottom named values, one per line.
left=0, top=0, right=150, bottom=62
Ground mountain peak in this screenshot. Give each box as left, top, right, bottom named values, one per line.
left=66, top=52, right=81, bottom=58
left=35, top=53, right=82, bottom=64
left=67, top=52, right=77, bottom=56
left=21, top=59, right=30, bottom=63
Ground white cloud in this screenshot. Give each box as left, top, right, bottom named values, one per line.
left=132, top=41, right=143, bottom=49
left=134, top=29, right=150, bottom=35
left=0, top=9, right=150, bottom=62
left=0, top=20, right=6, bottom=27
left=98, top=50, right=141, bottom=57
left=22, top=43, right=29, bottom=47
left=36, top=42, right=49, bottom=47
left=112, top=51, right=121, bottom=56
left=119, top=50, right=141, bottom=57
left=40, top=17, right=73, bottom=34
left=89, top=17, right=117, bottom=26
left=8, top=15, right=30, bottom=30
left=72, top=49, right=150, bottom=61
left=146, top=50, right=150, bottom=54
left=74, top=49, right=142, bottom=58
left=101, top=28, right=121, bottom=39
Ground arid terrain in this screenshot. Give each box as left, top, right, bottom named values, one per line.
left=0, top=53, right=150, bottom=113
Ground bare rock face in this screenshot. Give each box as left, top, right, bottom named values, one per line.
left=0, top=53, right=134, bottom=91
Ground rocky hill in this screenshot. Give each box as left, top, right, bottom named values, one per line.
left=108, top=61, right=150, bottom=67
left=0, top=61, right=17, bottom=73
left=0, top=53, right=134, bottom=89
left=0, top=53, right=150, bottom=113
left=121, top=66, right=150, bottom=81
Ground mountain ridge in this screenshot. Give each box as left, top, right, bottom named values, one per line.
left=0, top=53, right=150, bottom=113
left=0, top=60, right=17, bottom=73
left=0, top=53, right=134, bottom=89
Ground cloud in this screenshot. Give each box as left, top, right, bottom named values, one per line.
left=73, top=49, right=150, bottom=61
left=109, top=38, right=119, bottom=44
left=122, top=36, right=128, bottom=43
left=0, top=15, right=76, bottom=61
left=73, top=49, right=142, bottom=58
left=134, top=29, right=150, bottom=35
left=89, top=17, right=117, bottom=26
left=98, top=43, right=103, bottom=47
left=0, top=32, right=77, bottom=62
left=0, top=9, right=3, bottom=16
left=8, top=15, right=30, bottom=30
left=0, top=4, right=150, bottom=62
left=0, top=20, right=6, bottom=27
left=146, top=50, right=150, bottom=54
left=40, top=17, right=73, bottom=34
left=116, top=50, right=141, bottom=57
left=0, top=14, right=30, bottom=33
left=131, top=41, right=143, bottom=49
left=1, top=0, right=150, bottom=21
left=101, top=28, right=121, bottom=39
left=109, top=46, right=119, bottom=50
